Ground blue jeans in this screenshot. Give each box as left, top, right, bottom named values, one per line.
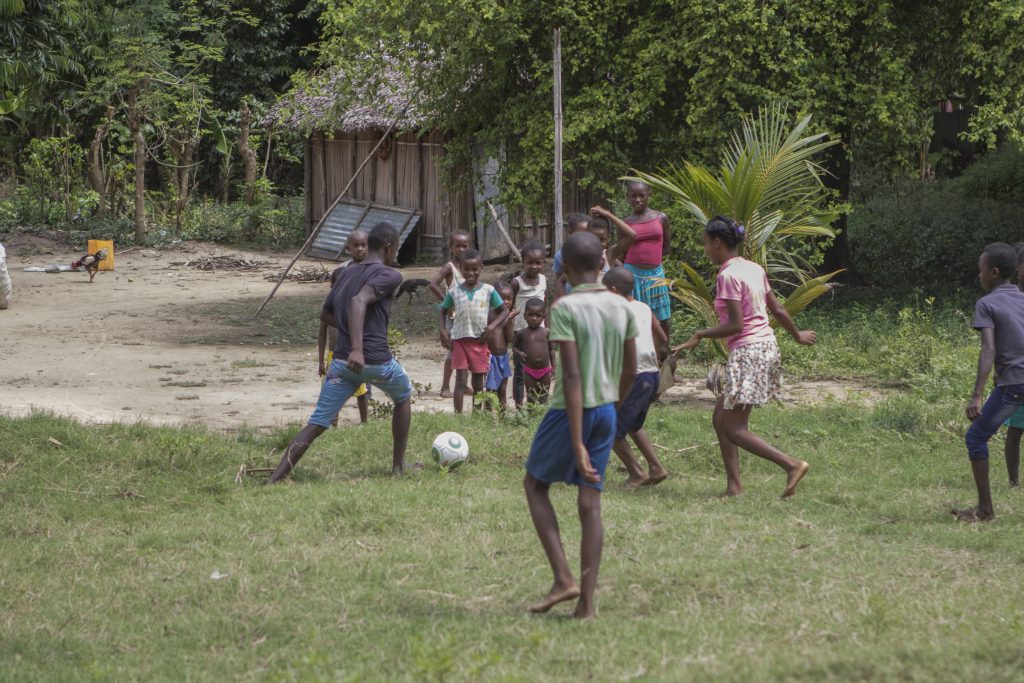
left=308, top=358, right=412, bottom=428
left=966, top=384, right=1024, bottom=460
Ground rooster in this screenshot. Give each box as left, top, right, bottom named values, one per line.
left=71, top=247, right=108, bottom=283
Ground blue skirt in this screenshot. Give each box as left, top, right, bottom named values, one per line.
left=625, top=263, right=671, bottom=322
left=525, top=404, right=616, bottom=491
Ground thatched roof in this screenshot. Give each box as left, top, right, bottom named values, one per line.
left=267, top=61, right=430, bottom=133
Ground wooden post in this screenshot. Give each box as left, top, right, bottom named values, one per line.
left=552, top=27, right=564, bottom=251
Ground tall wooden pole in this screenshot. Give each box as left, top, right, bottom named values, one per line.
left=552, top=27, right=564, bottom=251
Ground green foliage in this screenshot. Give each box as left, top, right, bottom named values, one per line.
left=17, top=135, right=86, bottom=224
left=183, top=193, right=305, bottom=249
left=847, top=181, right=1024, bottom=288
left=947, top=143, right=1024, bottom=204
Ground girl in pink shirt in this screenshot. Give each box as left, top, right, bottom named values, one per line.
left=675, top=217, right=817, bottom=498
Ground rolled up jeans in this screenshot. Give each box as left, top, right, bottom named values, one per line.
left=966, top=383, right=1024, bottom=460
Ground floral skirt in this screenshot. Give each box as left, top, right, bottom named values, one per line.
left=722, top=339, right=783, bottom=409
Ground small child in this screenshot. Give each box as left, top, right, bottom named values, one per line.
left=603, top=267, right=669, bottom=487
left=511, top=240, right=548, bottom=408
left=484, top=282, right=517, bottom=409
left=428, top=230, right=471, bottom=398
left=590, top=205, right=638, bottom=273
left=513, top=298, right=555, bottom=405
left=318, top=230, right=370, bottom=424
left=1005, top=242, right=1024, bottom=488
left=957, top=242, right=1024, bottom=521
left=439, top=248, right=509, bottom=414
left=551, top=213, right=592, bottom=304
left=524, top=231, right=637, bottom=620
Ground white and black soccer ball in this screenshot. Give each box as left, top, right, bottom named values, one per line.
left=431, top=431, right=469, bottom=468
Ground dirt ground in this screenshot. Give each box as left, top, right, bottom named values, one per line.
left=0, top=235, right=882, bottom=433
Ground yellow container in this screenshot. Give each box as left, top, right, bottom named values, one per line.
left=87, top=239, right=115, bottom=271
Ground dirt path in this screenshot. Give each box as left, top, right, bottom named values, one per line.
left=0, top=235, right=884, bottom=432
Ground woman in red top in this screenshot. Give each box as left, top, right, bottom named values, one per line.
left=622, top=181, right=673, bottom=337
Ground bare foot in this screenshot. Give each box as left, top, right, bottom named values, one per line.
left=440, top=387, right=452, bottom=399
left=527, top=584, right=581, bottom=613
left=572, top=602, right=595, bottom=620
left=624, top=474, right=649, bottom=490
left=718, top=487, right=743, bottom=498
left=782, top=461, right=810, bottom=498
left=643, top=469, right=668, bottom=486
left=952, top=507, right=994, bottom=523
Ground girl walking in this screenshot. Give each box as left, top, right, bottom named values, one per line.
left=675, top=217, right=816, bottom=498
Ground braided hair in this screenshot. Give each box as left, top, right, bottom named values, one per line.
left=704, top=216, right=746, bottom=248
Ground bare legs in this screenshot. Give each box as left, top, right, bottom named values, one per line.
left=453, top=370, right=483, bottom=414
left=441, top=358, right=453, bottom=399
left=391, top=398, right=411, bottom=474
left=1006, top=426, right=1022, bottom=487
left=613, top=429, right=667, bottom=488
left=524, top=475, right=602, bottom=619
left=357, top=394, right=369, bottom=424
left=267, top=424, right=326, bottom=484
left=712, top=397, right=808, bottom=498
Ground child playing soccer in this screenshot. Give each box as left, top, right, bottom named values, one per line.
left=524, top=231, right=637, bottom=619
left=1004, top=242, right=1024, bottom=488
left=428, top=230, right=471, bottom=398
left=484, top=282, right=517, bottom=409
left=675, top=217, right=815, bottom=498
left=954, top=242, right=1024, bottom=521
left=438, top=248, right=509, bottom=414
left=268, top=223, right=413, bottom=483
left=318, top=233, right=371, bottom=424
left=513, top=299, right=556, bottom=405
left=511, top=240, right=548, bottom=408
left=603, top=267, right=669, bottom=487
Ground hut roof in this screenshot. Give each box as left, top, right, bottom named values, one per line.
left=267, top=60, right=430, bottom=133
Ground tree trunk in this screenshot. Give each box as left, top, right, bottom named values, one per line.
left=87, top=108, right=113, bottom=216
left=239, top=101, right=257, bottom=205
left=821, top=123, right=857, bottom=282
left=171, top=138, right=195, bottom=238
left=127, top=88, right=147, bottom=242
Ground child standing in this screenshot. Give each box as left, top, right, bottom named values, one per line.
left=428, top=230, right=471, bottom=398
left=439, top=248, right=509, bottom=414
left=590, top=205, right=638, bottom=272
left=484, top=282, right=517, bottom=409
left=621, top=181, right=673, bottom=337
left=513, top=299, right=556, bottom=405
left=675, top=217, right=815, bottom=498
left=1004, top=242, right=1024, bottom=488
left=603, top=267, right=669, bottom=487
left=524, top=231, right=637, bottom=620
left=551, top=213, right=592, bottom=304
left=955, top=243, right=1024, bottom=521
left=268, top=222, right=413, bottom=483
left=511, top=240, right=548, bottom=408
left=318, top=232, right=371, bottom=424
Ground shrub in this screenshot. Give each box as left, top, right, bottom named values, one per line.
left=872, top=395, right=924, bottom=433
left=848, top=182, right=1024, bottom=288
left=948, top=143, right=1024, bottom=205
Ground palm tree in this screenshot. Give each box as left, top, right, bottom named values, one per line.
left=627, top=101, right=843, bottom=358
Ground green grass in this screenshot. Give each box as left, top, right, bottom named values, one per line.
left=3, top=405, right=1024, bottom=681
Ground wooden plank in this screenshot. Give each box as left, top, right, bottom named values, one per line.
left=320, top=136, right=329, bottom=212
left=417, top=137, right=425, bottom=259
left=304, top=136, right=312, bottom=235
left=552, top=27, right=564, bottom=250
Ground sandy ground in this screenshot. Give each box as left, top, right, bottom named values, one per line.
left=0, top=235, right=882, bottom=433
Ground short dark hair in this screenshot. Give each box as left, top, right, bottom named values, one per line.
left=705, top=215, right=745, bottom=248
left=461, top=248, right=482, bottom=263
left=562, top=231, right=604, bottom=273
left=521, top=239, right=546, bottom=258
left=627, top=180, right=651, bottom=193
left=525, top=297, right=545, bottom=313
left=602, top=266, right=633, bottom=294
left=495, top=281, right=514, bottom=296
left=566, top=212, right=591, bottom=232
left=448, top=230, right=470, bottom=245
left=589, top=216, right=610, bottom=233
left=368, top=222, right=398, bottom=250
left=982, top=242, right=1018, bottom=279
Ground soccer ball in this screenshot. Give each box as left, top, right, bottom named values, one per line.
left=431, top=431, right=469, bottom=468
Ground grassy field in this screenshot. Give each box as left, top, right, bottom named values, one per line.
left=3, top=400, right=1024, bottom=682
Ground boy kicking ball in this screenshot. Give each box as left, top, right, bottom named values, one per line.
left=523, top=231, right=637, bottom=619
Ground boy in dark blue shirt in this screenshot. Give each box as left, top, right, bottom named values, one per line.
left=955, top=243, right=1024, bottom=521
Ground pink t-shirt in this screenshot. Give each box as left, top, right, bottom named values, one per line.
left=714, top=257, right=776, bottom=351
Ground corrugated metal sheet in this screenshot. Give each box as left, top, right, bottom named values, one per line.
left=306, top=199, right=422, bottom=261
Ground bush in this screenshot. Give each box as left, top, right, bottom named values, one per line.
left=848, top=182, right=1024, bottom=288
left=948, top=143, right=1024, bottom=205
left=183, top=191, right=305, bottom=249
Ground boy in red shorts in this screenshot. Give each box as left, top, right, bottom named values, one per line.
left=439, top=248, right=509, bottom=413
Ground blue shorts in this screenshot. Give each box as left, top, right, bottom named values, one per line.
left=525, top=404, right=616, bottom=491
left=625, top=263, right=671, bottom=322
left=308, top=358, right=412, bottom=428
left=616, top=371, right=659, bottom=439
left=485, top=351, right=512, bottom=391
left=1005, top=405, right=1024, bottom=430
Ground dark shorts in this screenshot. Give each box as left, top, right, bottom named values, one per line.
left=966, top=383, right=1024, bottom=460
left=616, top=371, right=659, bottom=439
left=485, top=351, right=512, bottom=390
left=525, top=404, right=616, bottom=491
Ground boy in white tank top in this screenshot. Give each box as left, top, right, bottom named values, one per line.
left=428, top=231, right=470, bottom=398
left=511, top=241, right=548, bottom=408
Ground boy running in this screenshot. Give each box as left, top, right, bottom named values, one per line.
left=524, top=231, right=637, bottom=620
left=438, top=248, right=509, bottom=414
left=428, top=230, right=471, bottom=398
left=267, top=223, right=413, bottom=483
left=955, top=242, right=1024, bottom=521
left=603, top=267, right=669, bottom=487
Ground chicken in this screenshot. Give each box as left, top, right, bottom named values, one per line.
left=71, top=247, right=108, bottom=283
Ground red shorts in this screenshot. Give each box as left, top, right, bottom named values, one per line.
left=451, top=338, right=490, bottom=374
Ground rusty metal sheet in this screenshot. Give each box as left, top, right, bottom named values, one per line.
left=306, top=199, right=421, bottom=261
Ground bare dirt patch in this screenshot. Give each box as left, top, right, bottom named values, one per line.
left=0, top=235, right=886, bottom=431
